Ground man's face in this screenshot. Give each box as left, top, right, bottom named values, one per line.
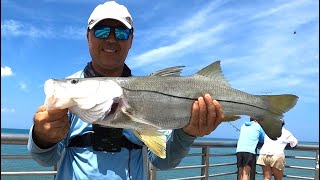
left=87, top=19, right=133, bottom=75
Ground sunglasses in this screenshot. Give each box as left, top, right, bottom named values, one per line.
left=93, top=25, right=131, bottom=40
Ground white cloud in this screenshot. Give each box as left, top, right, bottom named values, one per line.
left=1, top=20, right=53, bottom=38
left=1, top=66, right=14, bottom=77
left=61, top=26, right=87, bottom=40
left=1, top=20, right=86, bottom=40
left=1, top=107, right=15, bottom=113
left=131, top=21, right=228, bottom=68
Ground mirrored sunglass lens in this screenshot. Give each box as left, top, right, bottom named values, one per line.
left=94, top=27, right=110, bottom=38
left=115, top=28, right=130, bottom=40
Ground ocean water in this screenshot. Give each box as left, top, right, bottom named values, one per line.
left=1, top=128, right=319, bottom=180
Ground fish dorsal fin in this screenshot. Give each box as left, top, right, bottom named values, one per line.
left=194, top=60, right=231, bottom=87
left=149, top=66, right=185, bottom=77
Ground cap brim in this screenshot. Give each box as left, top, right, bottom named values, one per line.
left=88, top=17, right=132, bottom=29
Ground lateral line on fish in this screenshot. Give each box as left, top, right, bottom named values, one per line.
left=122, top=87, right=279, bottom=116
left=122, top=87, right=197, bottom=101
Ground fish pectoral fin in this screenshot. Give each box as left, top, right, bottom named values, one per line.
left=133, top=129, right=166, bottom=159
left=222, top=115, right=241, bottom=122
left=122, top=108, right=162, bottom=129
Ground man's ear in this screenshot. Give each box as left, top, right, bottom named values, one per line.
left=129, top=33, right=134, bottom=49
left=86, top=30, right=90, bottom=42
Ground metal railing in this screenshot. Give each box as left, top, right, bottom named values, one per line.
left=149, top=141, right=319, bottom=180
left=2, top=133, right=319, bottom=180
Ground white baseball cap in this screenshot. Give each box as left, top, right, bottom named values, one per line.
left=87, top=1, right=133, bottom=30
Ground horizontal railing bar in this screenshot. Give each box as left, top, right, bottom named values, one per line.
left=1, top=171, right=57, bottom=176
left=210, top=153, right=236, bottom=157
left=173, top=165, right=205, bottom=170
left=208, top=171, right=238, bottom=177
left=158, top=162, right=237, bottom=171
left=257, top=171, right=314, bottom=179
left=180, top=153, right=238, bottom=157
left=286, top=156, right=316, bottom=160
left=192, top=141, right=237, bottom=148
left=1, top=133, right=29, bottom=145
left=209, top=162, right=236, bottom=167
left=192, top=141, right=319, bottom=151
left=286, top=165, right=316, bottom=170
left=2, top=155, right=32, bottom=159
left=283, top=174, right=314, bottom=180
left=157, top=165, right=205, bottom=171
left=186, top=153, right=203, bottom=157
left=166, top=175, right=205, bottom=180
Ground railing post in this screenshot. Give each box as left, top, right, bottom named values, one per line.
left=249, top=148, right=258, bottom=180
left=148, top=161, right=157, bottom=180
left=200, top=146, right=209, bottom=180
left=250, top=153, right=257, bottom=180
left=316, top=150, right=319, bottom=180
left=143, top=146, right=156, bottom=180
left=54, top=164, right=57, bottom=180
left=237, top=167, right=239, bottom=180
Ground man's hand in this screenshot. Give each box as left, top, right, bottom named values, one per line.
left=183, top=94, right=224, bottom=137
left=32, top=105, right=70, bottom=149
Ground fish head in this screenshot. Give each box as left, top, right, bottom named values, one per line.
left=44, top=78, right=123, bottom=111
left=44, top=78, right=80, bottom=110
left=45, top=78, right=102, bottom=98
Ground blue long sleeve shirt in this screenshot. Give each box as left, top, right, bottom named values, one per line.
left=236, top=121, right=265, bottom=154
left=27, top=70, right=196, bottom=180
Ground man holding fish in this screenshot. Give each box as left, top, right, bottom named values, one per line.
left=27, top=1, right=224, bottom=180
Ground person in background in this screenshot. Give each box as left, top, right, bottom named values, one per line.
left=257, top=120, right=298, bottom=180
left=236, top=117, right=265, bottom=180
left=27, top=1, right=225, bottom=180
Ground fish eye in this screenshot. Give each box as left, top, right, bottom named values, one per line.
left=70, top=79, right=79, bottom=84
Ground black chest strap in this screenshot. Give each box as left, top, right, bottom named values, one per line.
left=67, top=133, right=143, bottom=151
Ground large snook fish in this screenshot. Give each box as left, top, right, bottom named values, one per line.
left=44, top=61, right=298, bottom=159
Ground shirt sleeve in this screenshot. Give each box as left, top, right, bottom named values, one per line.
left=148, top=128, right=196, bottom=170
left=258, top=126, right=265, bottom=143
left=27, top=125, right=65, bottom=167
left=287, top=131, right=298, bottom=147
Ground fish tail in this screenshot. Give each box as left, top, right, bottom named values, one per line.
left=255, top=94, right=298, bottom=139
left=261, top=94, right=299, bottom=115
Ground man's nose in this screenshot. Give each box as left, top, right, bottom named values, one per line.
left=105, top=29, right=117, bottom=42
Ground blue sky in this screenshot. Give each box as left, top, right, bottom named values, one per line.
left=1, top=0, right=319, bottom=142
